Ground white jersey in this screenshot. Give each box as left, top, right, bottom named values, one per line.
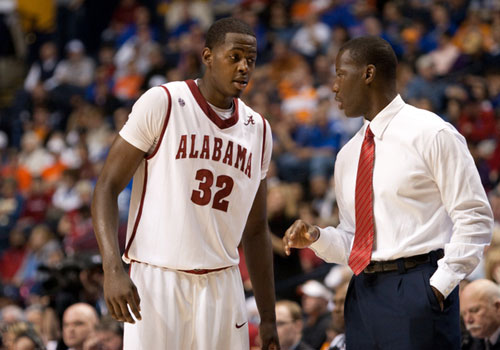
left=119, top=80, right=272, bottom=270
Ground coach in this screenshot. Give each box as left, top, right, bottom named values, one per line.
left=283, top=36, right=493, bottom=349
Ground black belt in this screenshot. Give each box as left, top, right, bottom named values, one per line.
left=363, top=249, right=444, bottom=274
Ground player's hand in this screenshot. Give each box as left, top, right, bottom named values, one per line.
left=283, top=219, right=319, bottom=256
left=103, top=268, right=141, bottom=323
left=259, top=320, right=280, bottom=350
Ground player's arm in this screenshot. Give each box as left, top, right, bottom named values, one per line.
left=91, top=135, right=146, bottom=323
left=242, top=179, right=280, bottom=350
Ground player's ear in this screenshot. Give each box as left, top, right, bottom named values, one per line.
left=202, top=47, right=213, bottom=67
left=365, top=64, right=375, bottom=84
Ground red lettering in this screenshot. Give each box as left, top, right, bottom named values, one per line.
left=244, top=153, right=252, bottom=178
left=200, top=135, right=210, bottom=159
left=222, top=141, right=233, bottom=166
left=189, top=134, right=199, bottom=158
left=212, top=137, right=223, bottom=161
left=235, top=145, right=247, bottom=171
left=175, top=135, right=187, bottom=159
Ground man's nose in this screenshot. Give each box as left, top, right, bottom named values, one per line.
left=332, top=80, right=339, bottom=93
left=238, top=59, right=249, bottom=73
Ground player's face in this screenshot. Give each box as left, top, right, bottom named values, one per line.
left=332, top=49, right=367, bottom=118
left=205, top=33, right=257, bottom=99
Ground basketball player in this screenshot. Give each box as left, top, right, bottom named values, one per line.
left=92, top=18, right=280, bottom=350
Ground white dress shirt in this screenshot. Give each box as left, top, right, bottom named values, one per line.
left=310, top=95, right=493, bottom=297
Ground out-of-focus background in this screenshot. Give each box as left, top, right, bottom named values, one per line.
left=0, top=0, right=499, bottom=349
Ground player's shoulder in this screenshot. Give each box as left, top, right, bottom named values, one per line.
left=237, top=98, right=268, bottom=127
left=158, top=80, right=191, bottom=95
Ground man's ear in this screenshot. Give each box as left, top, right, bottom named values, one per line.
left=365, top=65, right=375, bottom=84
left=202, top=47, right=212, bottom=67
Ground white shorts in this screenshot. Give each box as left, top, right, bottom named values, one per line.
left=123, top=262, right=249, bottom=350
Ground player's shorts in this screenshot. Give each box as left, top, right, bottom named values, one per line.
left=123, top=261, right=249, bottom=350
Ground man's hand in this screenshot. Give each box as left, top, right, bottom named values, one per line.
left=104, top=268, right=141, bottom=323
left=259, top=320, right=280, bottom=350
left=431, top=286, right=444, bottom=311
left=283, top=219, right=320, bottom=256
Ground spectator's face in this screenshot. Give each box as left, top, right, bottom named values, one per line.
left=97, top=330, right=123, bottom=350
left=302, top=295, right=327, bottom=315
left=275, top=305, right=301, bottom=348
left=332, top=284, right=348, bottom=332
left=332, top=49, right=366, bottom=118
left=62, top=309, right=96, bottom=348
left=13, top=336, right=36, bottom=350
left=461, top=294, right=500, bottom=338
left=203, top=33, right=257, bottom=99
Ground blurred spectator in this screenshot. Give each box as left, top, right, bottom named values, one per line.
left=51, top=40, right=94, bottom=90
left=1, top=321, right=45, bottom=350
left=82, top=315, right=123, bottom=350
left=300, top=280, right=332, bottom=350
left=0, top=178, right=24, bottom=250
left=406, top=54, right=446, bottom=112
left=18, top=132, right=54, bottom=177
left=267, top=184, right=303, bottom=301
left=326, top=281, right=348, bottom=350
left=275, top=300, right=314, bottom=350
left=51, top=169, right=82, bottom=213
left=165, top=0, right=214, bottom=36
left=485, top=247, right=500, bottom=284
left=60, top=303, right=98, bottom=350
left=291, top=12, right=330, bottom=63
left=0, top=226, right=28, bottom=285
left=460, top=279, right=500, bottom=350
left=24, top=41, right=59, bottom=93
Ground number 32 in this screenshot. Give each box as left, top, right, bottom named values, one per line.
left=190, top=169, right=234, bottom=212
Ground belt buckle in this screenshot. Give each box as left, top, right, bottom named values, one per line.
left=364, top=264, right=376, bottom=274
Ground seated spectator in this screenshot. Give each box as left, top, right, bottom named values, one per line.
left=1, top=321, right=45, bottom=350
left=327, top=281, right=348, bottom=350
left=0, top=226, right=28, bottom=285
left=19, top=177, right=52, bottom=225
left=300, top=280, right=332, bottom=350
left=460, top=279, right=500, bottom=350
left=82, top=315, right=123, bottom=350
left=51, top=169, right=82, bottom=213
left=276, top=300, right=314, bottom=350
left=0, top=178, right=24, bottom=251
left=51, top=40, right=95, bottom=90
left=24, top=41, right=59, bottom=93
left=60, top=303, right=99, bottom=350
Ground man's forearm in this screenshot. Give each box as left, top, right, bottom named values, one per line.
left=91, top=183, right=124, bottom=273
left=242, top=225, right=277, bottom=322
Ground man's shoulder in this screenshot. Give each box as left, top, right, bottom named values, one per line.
left=296, top=341, right=316, bottom=350
left=399, top=103, right=448, bottom=130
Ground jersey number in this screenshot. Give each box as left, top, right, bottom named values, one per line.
left=191, top=169, right=234, bottom=212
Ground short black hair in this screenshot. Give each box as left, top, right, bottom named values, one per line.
left=339, top=36, right=398, bottom=82
left=205, top=17, right=255, bottom=49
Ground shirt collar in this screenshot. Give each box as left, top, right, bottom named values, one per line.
left=488, top=325, right=500, bottom=345
left=365, top=94, right=405, bottom=140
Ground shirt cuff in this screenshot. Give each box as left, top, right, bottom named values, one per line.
left=429, top=266, right=461, bottom=298
left=310, top=226, right=334, bottom=252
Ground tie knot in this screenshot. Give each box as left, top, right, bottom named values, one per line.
left=366, top=126, right=374, bottom=139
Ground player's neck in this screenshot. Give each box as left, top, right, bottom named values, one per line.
left=197, top=77, right=233, bottom=109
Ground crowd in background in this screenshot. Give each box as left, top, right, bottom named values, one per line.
left=1, top=0, right=500, bottom=349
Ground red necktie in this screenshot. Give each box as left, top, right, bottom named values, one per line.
left=348, top=125, right=375, bottom=275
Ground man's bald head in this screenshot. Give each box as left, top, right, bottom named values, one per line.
left=63, top=303, right=99, bottom=350
left=461, top=279, right=500, bottom=339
